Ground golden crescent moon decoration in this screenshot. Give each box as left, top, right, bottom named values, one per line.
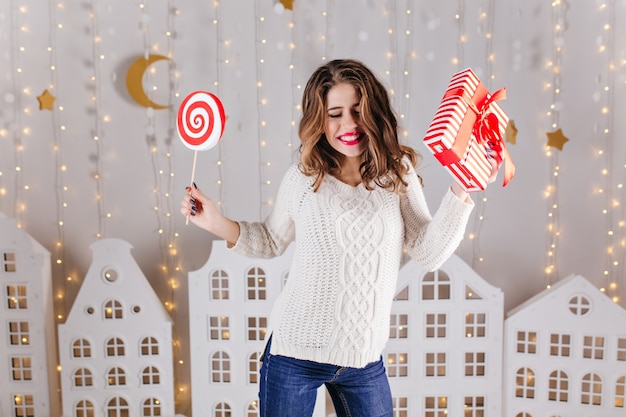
left=126, top=54, right=171, bottom=109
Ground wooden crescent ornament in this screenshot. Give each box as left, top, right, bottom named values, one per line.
left=126, top=54, right=171, bottom=110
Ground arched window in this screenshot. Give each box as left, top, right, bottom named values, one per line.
left=248, top=352, right=260, bottom=384
left=615, top=376, right=625, bottom=408
left=211, top=351, right=231, bottom=383
left=74, top=400, right=94, bottom=417
left=140, top=337, right=159, bottom=356
left=214, top=402, right=231, bottom=417
left=141, top=366, right=161, bottom=385
left=421, top=271, right=450, bottom=300
left=73, top=368, right=94, bottom=388
left=72, top=339, right=92, bottom=358
left=211, top=269, right=229, bottom=300
left=104, top=299, right=123, bottom=319
left=107, top=367, right=127, bottom=386
left=515, top=367, right=535, bottom=399
left=142, top=398, right=161, bottom=417
left=246, top=267, right=267, bottom=300
left=247, top=400, right=259, bottom=417
left=548, top=370, right=568, bottom=402
left=106, top=337, right=125, bottom=357
left=106, top=397, right=129, bottom=417
left=581, top=372, right=602, bottom=406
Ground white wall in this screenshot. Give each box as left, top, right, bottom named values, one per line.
left=1, top=0, right=625, bottom=413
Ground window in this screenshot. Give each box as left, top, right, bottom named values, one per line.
left=73, top=368, right=94, bottom=387
left=142, top=398, right=161, bottom=417
left=424, top=396, right=447, bottom=417
left=72, top=339, right=92, bottom=358
left=422, top=271, right=450, bottom=300
left=211, top=269, right=229, bottom=300
left=550, top=333, right=571, bottom=357
left=140, top=337, right=159, bottom=356
left=392, top=397, right=408, bottom=417
left=394, top=285, right=409, bottom=301
left=6, top=284, right=27, bottom=309
left=10, top=356, right=32, bottom=381
left=516, top=331, right=537, bottom=354
left=425, top=352, right=446, bottom=377
left=8, top=321, right=30, bottom=346
left=12, top=394, right=34, bottom=417
left=581, top=373, right=602, bottom=406
left=141, top=366, right=160, bottom=385
left=247, top=267, right=267, bottom=300
left=106, top=397, right=129, bottom=417
left=548, top=370, right=569, bottom=402
left=246, top=400, right=259, bottom=417
left=389, top=314, right=408, bottom=339
left=247, top=316, right=267, bottom=341
left=464, top=352, right=485, bottom=376
left=464, top=396, right=485, bottom=417
left=616, top=376, right=625, bottom=408
left=214, top=402, right=231, bottom=417
left=465, top=285, right=482, bottom=300
left=75, top=400, right=94, bottom=417
left=515, top=367, right=535, bottom=399
left=211, top=351, right=231, bottom=383
left=107, top=367, right=127, bottom=386
left=248, top=352, right=260, bottom=384
left=568, top=295, right=591, bottom=316
left=104, top=299, right=123, bottom=319
left=386, top=353, right=408, bottom=377
left=425, top=313, right=446, bottom=338
left=465, top=312, right=486, bottom=338
left=583, top=336, right=604, bottom=360
left=3, top=252, right=16, bottom=272
left=618, top=338, right=626, bottom=361
left=106, top=337, right=126, bottom=357
left=210, top=316, right=230, bottom=340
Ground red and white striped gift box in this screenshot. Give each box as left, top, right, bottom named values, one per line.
left=423, top=68, right=509, bottom=191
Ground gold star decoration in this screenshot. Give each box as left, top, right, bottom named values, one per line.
left=37, top=89, right=56, bottom=110
left=546, top=128, right=569, bottom=151
left=280, top=0, right=294, bottom=10
left=505, top=119, right=518, bottom=145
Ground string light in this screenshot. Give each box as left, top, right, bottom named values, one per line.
left=543, top=0, right=568, bottom=287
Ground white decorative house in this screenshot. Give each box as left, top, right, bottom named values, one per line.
left=0, top=213, right=61, bottom=417
left=187, top=240, right=327, bottom=417
left=503, top=274, right=626, bottom=417
left=385, top=254, right=504, bottom=416
left=57, top=238, right=175, bottom=417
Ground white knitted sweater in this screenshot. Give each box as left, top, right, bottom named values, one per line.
left=231, top=161, right=474, bottom=368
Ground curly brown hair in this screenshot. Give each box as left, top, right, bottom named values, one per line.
left=298, top=59, right=420, bottom=192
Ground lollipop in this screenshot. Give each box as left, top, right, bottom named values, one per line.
left=177, top=91, right=226, bottom=223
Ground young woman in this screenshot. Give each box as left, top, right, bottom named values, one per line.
left=181, top=59, right=488, bottom=417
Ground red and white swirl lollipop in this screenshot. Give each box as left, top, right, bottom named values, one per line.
left=177, top=91, right=226, bottom=223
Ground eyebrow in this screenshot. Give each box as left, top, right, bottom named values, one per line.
left=327, top=102, right=360, bottom=112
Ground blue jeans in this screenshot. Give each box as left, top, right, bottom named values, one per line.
left=259, top=338, right=393, bottom=417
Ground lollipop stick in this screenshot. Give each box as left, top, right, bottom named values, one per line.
left=186, top=150, right=198, bottom=225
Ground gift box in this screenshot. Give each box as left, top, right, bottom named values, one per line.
left=423, top=68, right=514, bottom=191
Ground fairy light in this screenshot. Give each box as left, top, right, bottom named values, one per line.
left=385, top=1, right=415, bottom=138
left=87, top=0, right=107, bottom=239
left=285, top=4, right=300, bottom=161
left=544, top=0, right=568, bottom=287
left=213, top=1, right=226, bottom=212
left=595, top=0, right=622, bottom=302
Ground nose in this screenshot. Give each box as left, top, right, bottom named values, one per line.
left=343, top=112, right=358, bottom=129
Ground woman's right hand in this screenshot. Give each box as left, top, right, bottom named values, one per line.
left=180, top=183, right=240, bottom=244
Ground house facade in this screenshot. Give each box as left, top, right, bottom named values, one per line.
left=0, top=213, right=61, bottom=417
left=504, top=274, right=626, bottom=417
left=57, top=238, right=175, bottom=417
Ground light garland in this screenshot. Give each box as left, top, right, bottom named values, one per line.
left=595, top=0, right=621, bottom=303
left=467, top=1, right=497, bottom=270
left=544, top=0, right=568, bottom=287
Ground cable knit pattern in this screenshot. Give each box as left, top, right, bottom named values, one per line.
left=231, top=160, right=474, bottom=368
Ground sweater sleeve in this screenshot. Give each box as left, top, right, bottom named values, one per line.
left=401, top=165, right=474, bottom=271
left=229, top=165, right=298, bottom=259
